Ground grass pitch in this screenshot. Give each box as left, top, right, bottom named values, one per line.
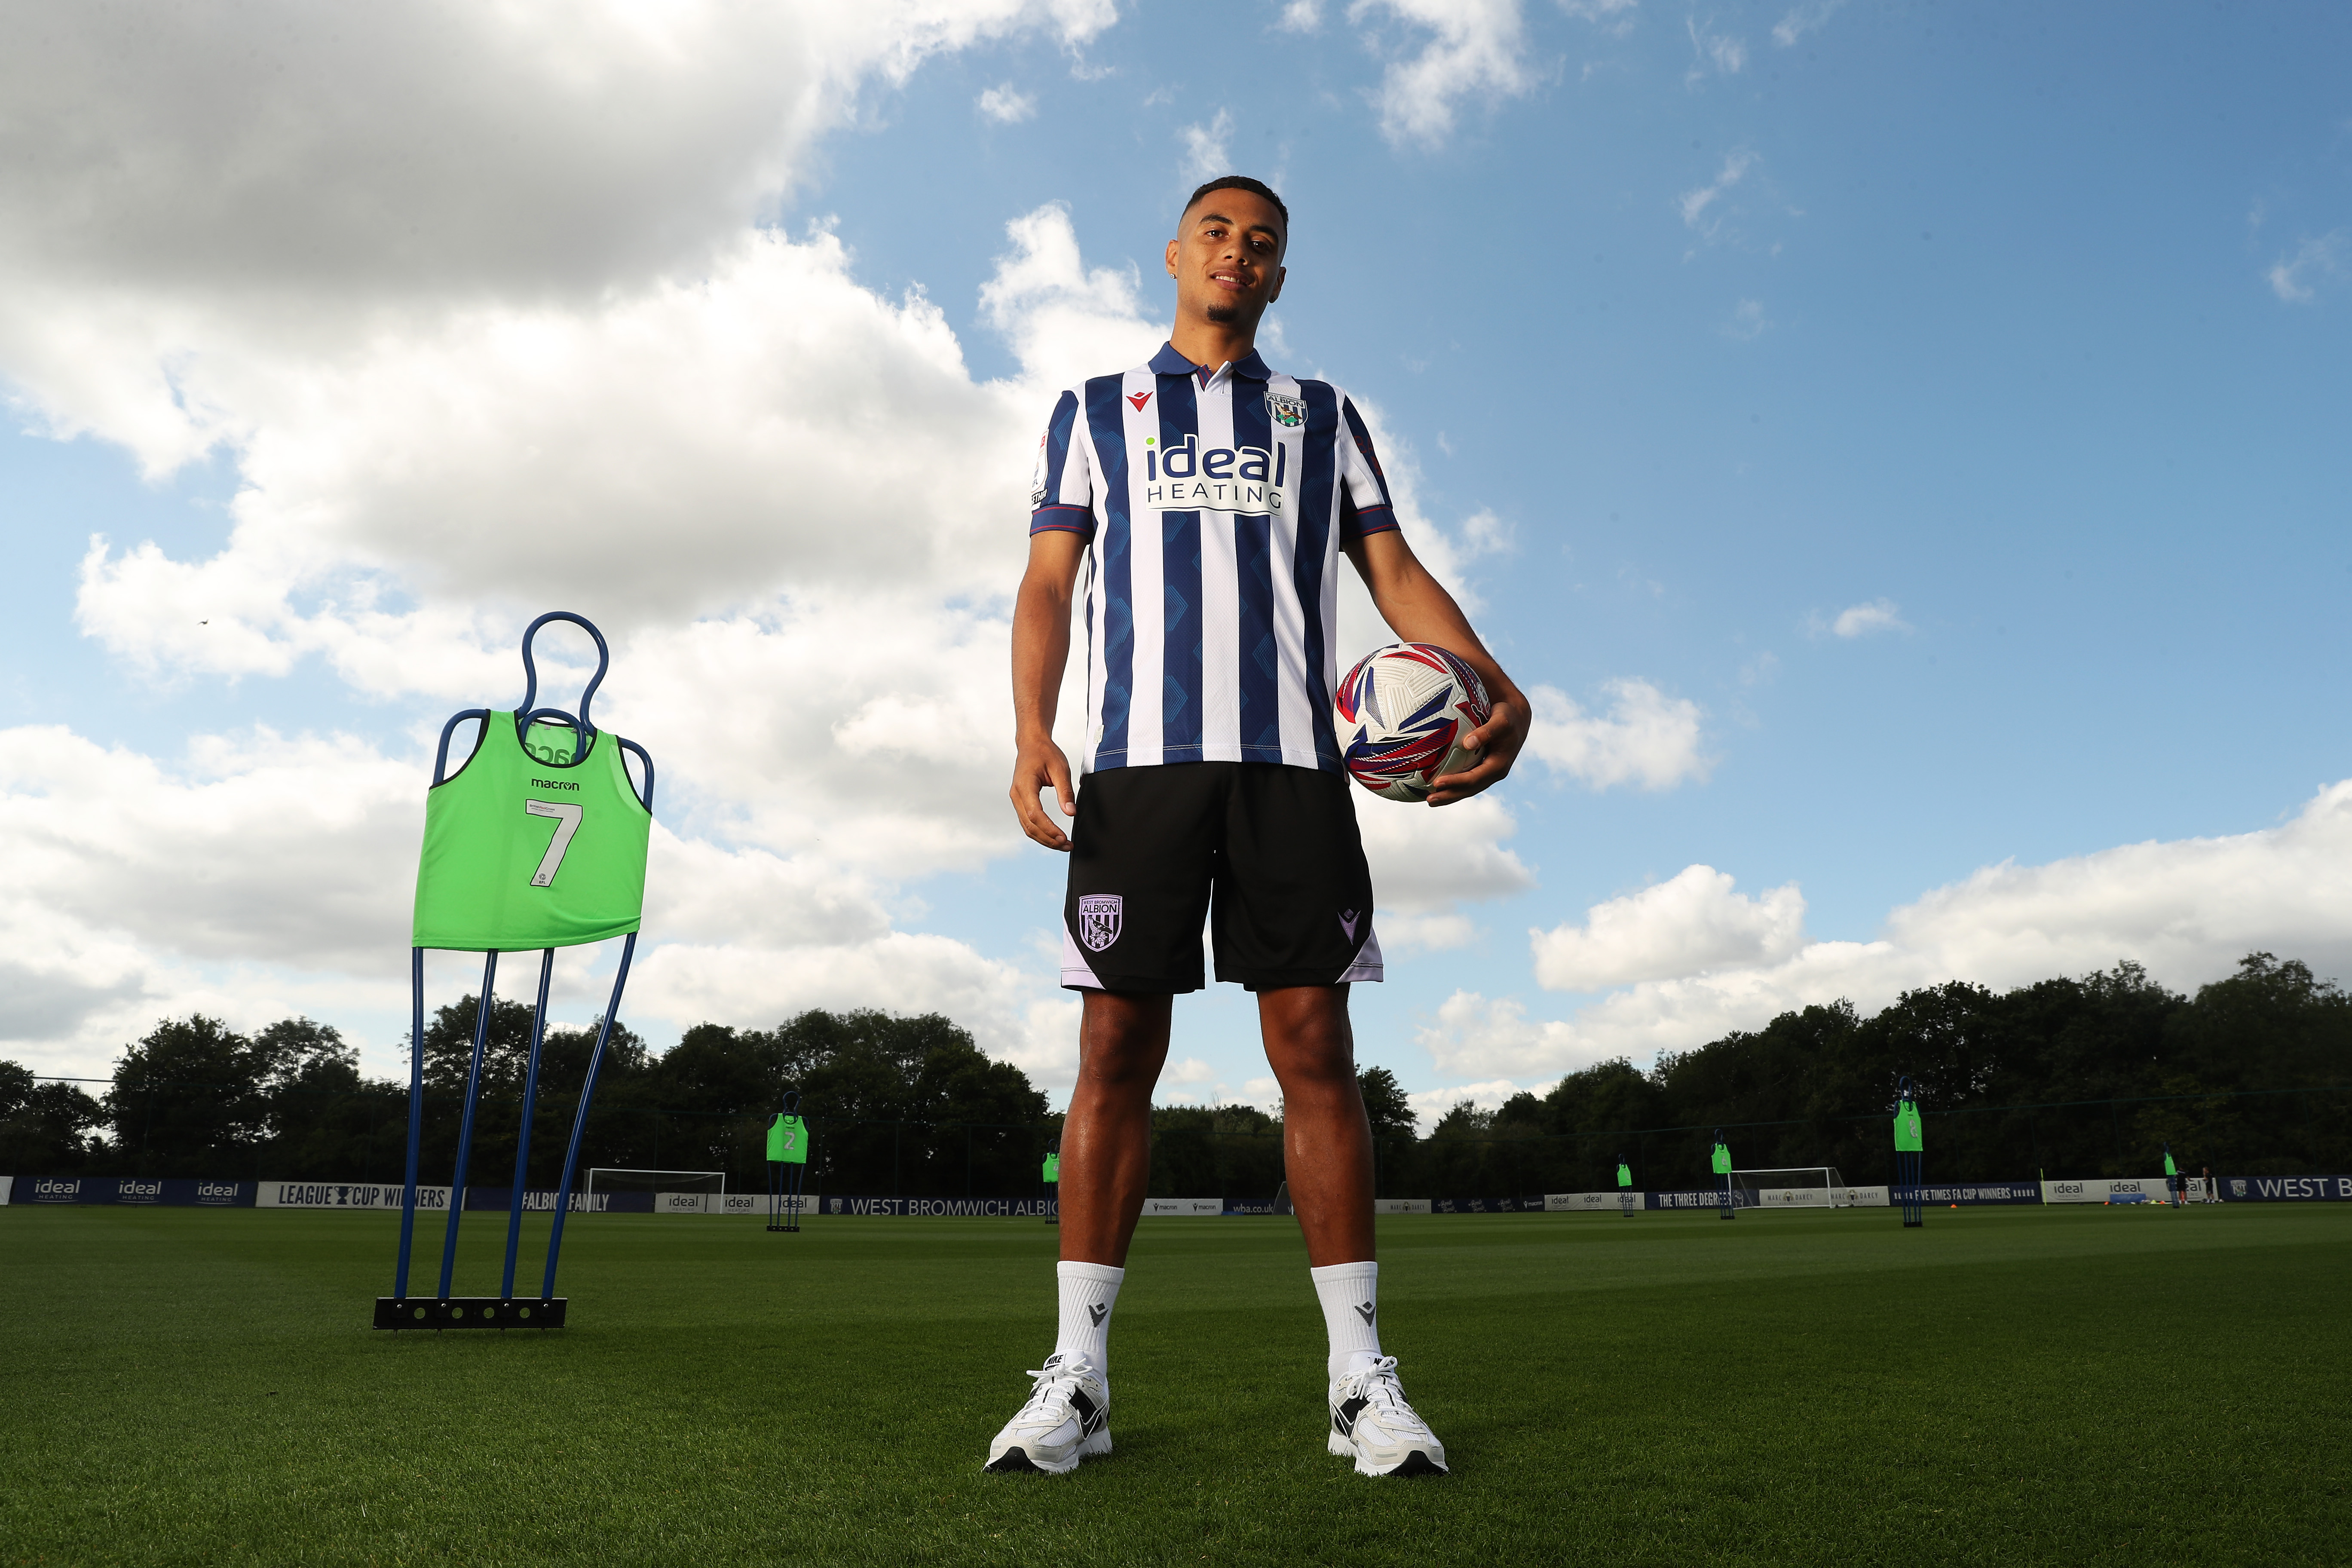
left=1, top=1202, right=2344, bottom=1567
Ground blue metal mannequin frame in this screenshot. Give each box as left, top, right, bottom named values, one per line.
left=766, top=1090, right=806, bottom=1234
left=1896, top=1075, right=1924, bottom=1228
left=378, top=612, right=655, bottom=1331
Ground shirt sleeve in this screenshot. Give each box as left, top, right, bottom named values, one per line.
left=1029, top=389, right=1095, bottom=539
left=1336, top=394, right=1400, bottom=545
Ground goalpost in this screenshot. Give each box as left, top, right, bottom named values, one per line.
left=585, top=1169, right=725, bottom=1198
left=1730, top=1167, right=1854, bottom=1210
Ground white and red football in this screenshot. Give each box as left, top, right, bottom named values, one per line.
left=1334, top=643, right=1492, bottom=802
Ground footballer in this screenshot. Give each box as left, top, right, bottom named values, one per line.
left=996, top=176, right=1529, bottom=1477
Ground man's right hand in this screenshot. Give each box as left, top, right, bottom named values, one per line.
left=1011, top=732, right=1077, bottom=851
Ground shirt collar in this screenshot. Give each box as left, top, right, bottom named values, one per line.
left=1148, top=341, right=1274, bottom=386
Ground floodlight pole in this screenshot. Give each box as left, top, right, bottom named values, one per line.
left=499, top=948, right=557, bottom=1301
left=541, top=932, right=638, bottom=1301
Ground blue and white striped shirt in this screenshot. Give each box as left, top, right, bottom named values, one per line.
left=1030, top=342, right=1400, bottom=775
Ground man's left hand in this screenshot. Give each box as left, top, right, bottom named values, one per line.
left=1426, top=692, right=1529, bottom=806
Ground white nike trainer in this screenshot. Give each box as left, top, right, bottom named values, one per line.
left=1327, top=1355, right=1447, bottom=1476
left=983, top=1354, right=1112, bottom=1475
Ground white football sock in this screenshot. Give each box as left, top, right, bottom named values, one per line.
left=1053, top=1261, right=1124, bottom=1378
left=1310, top=1260, right=1382, bottom=1381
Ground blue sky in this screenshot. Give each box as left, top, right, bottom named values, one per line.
left=2, top=0, right=2348, bottom=1117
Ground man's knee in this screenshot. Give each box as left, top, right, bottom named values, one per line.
left=1078, top=991, right=1172, bottom=1087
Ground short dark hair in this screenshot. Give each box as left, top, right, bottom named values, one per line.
left=1183, top=175, right=1288, bottom=230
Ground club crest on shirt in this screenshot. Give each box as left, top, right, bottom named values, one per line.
left=1078, top=894, right=1123, bottom=952
left=1266, top=393, right=1307, bottom=429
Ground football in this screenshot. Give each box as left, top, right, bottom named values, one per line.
left=1334, top=643, right=1492, bottom=801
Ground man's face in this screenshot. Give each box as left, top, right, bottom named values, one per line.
left=1164, top=189, right=1286, bottom=327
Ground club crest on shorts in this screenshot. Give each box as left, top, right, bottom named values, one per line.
left=1266, top=392, right=1307, bottom=429
left=1077, top=894, right=1123, bottom=952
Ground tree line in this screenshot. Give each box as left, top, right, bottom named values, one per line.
left=4, top=952, right=2346, bottom=1196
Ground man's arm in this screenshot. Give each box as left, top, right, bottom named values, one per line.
left=1010, top=530, right=1088, bottom=849
left=1343, top=529, right=1530, bottom=806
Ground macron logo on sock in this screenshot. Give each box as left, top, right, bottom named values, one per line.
left=1088, top=1304, right=1109, bottom=1327
left=1354, top=1302, right=1375, bottom=1327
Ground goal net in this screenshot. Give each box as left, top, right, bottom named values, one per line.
left=585, top=1168, right=725, bottom=1197
left=1731, top=1167, right=1853, bottom=1209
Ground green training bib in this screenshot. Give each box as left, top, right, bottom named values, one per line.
left=1617, top=1163, right=1632, bottom=1188
left=412, top=713, right=651, bottom=951
left=768, top=1114, right=809, bottom=1164
left=1042, top=1153, right=1060, bottom=1183
left=1711, top=1142, right=1732, bottom=1176
left=2163, top=1151, right=2177, bottom=1177
left=1894, top=1099, right=1924, bottom=1153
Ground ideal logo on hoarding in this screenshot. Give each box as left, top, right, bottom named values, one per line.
left=31, top=1178, right=81, bottom=1201
left=116, top=1179, right=163, bottom=1203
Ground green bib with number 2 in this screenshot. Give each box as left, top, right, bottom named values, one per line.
left=769, top=1115, right=809, bottom=1164
left=412, top=711, right=651, bottom=952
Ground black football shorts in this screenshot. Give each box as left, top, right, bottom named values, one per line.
left=1061, top=761, right=1382, bottom=994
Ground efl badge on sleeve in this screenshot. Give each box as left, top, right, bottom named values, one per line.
left=1078, top=894, right=1123, bottom=952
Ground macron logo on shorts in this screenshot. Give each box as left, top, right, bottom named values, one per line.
left=1339, top=909, right=1361, bottom=941
left=1078, top=894, right=1122, bottom=952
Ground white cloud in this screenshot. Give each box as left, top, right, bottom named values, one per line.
left=1524, top=680, right=1709, bottom=790
left=980, top=203, right=1167, bottom=388
left=1418, top=990, right=1610, bottom=1078
left=1494, top=779, right=2352, bottom=1074
left=1724, top=297, right=1769, bottom=340
left=1679, top=148, right=1758, bottom=231
left=0, top=725, right=418, bottom=977
left=0, top=3, right=1157, bottom=1091
left=1818, top=598, right=1910, bottom=638
left=977, top=85, right=1038, bottom=123
left=1404, top=1073, right=1533, bottom=1130
left=1771, top=0, right=1847, bottom=47
left=1532, top=866, right=1805, bottom=990
left=74, top=228, right=1043, bottom=680
left=1360, top=793, right=1537, bottom=914
left=1377, top=913, right=1480, bottom=953
left=1559, top=0, right=1639, bottom=32
left=2267, top=231, right=2348, bottom=304
left=0, top=1, right=1117, bottom=465
left=1351, top=0, right=1539, bottom=148
left=1277, top=0, right=1323, bottom=31
left=634, top=934, right=1084, bottom=1092
left=1685, top=17, right=1748, bottom=80
left=1180, top=108, right=1235, bottom=180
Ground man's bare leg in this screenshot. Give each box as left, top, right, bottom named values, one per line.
left=983, top=992, right=1164, bottom=1474
left=1260, top=983, right=1442, bottom=1473
left=1258, top=984, right=1375, bottom=1265
left=1060, top=990, right=1172, bottom=1266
